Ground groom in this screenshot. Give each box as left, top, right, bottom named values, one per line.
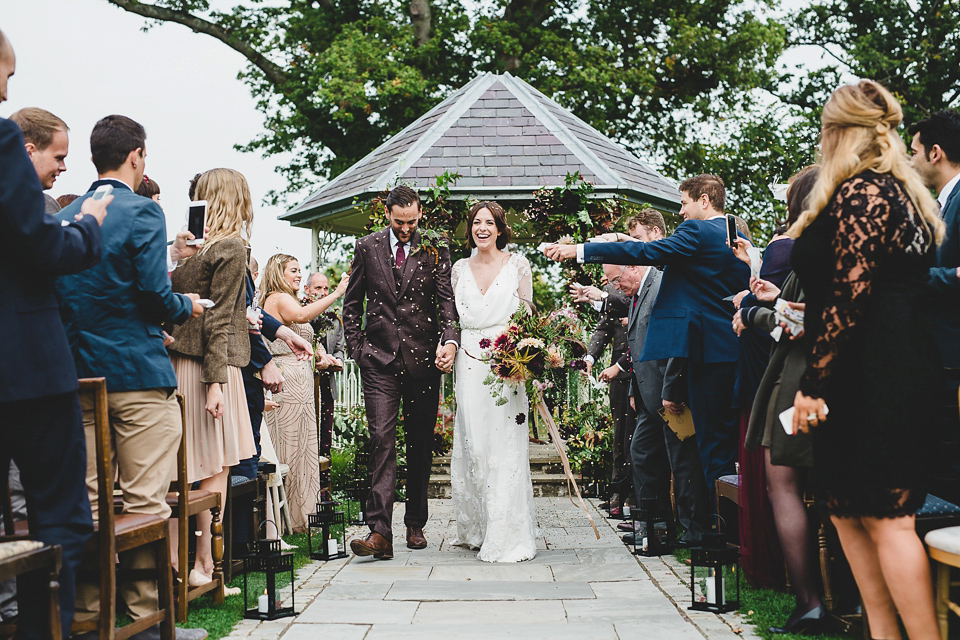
left=343, top=185, right=460, bottom=559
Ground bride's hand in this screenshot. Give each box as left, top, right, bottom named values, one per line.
left=435, top=342, right=457, bottom=373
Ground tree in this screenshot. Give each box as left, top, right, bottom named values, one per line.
left=105, top=0, right=786, bottom=217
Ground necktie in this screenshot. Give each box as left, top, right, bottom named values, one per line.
left=633, top=294, right=639, bottom=307
left=396, top=242, right=406, bottom=268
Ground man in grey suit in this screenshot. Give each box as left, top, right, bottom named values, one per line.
left=576, top=262, right=711, bottom=545
left=306, top=271, right=346, bottom=455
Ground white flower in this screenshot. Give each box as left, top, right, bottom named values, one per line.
left=517, top=337, right=545, bottom=349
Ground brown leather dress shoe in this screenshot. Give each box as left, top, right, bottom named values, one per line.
left=350, top=531, right=394, bottom=559
left=406, top=526, right=427, bottom=549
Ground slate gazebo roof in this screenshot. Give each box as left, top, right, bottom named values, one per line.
left=281, top=72, right=680, bottom=235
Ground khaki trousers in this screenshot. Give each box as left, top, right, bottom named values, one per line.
left=74, top=389, right=181, bottom=623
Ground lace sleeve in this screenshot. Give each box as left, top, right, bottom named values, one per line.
left=800, top=178, right=889, bottom=398
left=451, top=258, right=465, bottom=291
left=513, top=254, right=534, bottom=313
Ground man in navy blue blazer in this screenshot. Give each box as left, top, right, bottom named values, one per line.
left=0, top=29, right=111, bottom=639
left=545, top=174, right=750, bottom=497
left=909, top=110, right=960, bottom=371
left=55, top=115, right=207, bottom=639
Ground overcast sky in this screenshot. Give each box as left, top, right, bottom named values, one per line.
left=3, top=0, right=315, bottom=272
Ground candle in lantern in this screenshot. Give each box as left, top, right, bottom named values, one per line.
left=258, top=589, right=269, bottom=614
left=327, top=538, right=338, bottom=556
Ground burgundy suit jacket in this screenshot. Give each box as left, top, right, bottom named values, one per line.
left=343, top=228, right=460, bottom=378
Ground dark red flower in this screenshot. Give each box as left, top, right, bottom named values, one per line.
left=570, top=359, right=587, bottom=371
left=516, top=413, right=526, bottom=425
left=479, top=337, right=492, bottom=349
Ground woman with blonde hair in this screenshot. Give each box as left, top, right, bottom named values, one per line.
left=789, top=80, right=944, bottom=639
left=168, top=168, right=257, bottom=591
left=259, top=253, right=347, bottom=530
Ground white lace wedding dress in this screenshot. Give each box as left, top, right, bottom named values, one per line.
left=451, top=252, right=538, bottom=562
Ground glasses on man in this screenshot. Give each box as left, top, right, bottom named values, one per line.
left=609, top=268, right=627, bottom=287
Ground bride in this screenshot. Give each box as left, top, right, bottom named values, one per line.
left=451, top=201, right=538, bottom=562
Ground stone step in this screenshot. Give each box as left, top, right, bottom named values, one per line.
left=427, top=473, right=573, bottom=499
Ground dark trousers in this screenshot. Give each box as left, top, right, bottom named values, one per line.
left=232, top=365, right=265, bottom=480
left=1, top=392, right=93, bottom=639
left=360, top=364, right=439, bottom=538
left=318, top=374, right=334, bottom=456
left=609, top=377, right=635, bottom=491
left=688, top=361, right=739, bottom=499
left=631, top=395, right=711, bottom=542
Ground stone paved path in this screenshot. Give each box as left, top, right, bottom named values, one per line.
left=225, top=498, right=760, bottom=640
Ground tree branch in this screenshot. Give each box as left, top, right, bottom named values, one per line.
left=105, top=0, right=286, bottom=88
left=410, top=0, right=432, bottom=47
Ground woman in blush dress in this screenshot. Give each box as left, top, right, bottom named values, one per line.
left=451, top=201, right=538, bottom=563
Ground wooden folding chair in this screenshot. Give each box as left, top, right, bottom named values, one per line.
left=71, top=378, right=175, bottom=640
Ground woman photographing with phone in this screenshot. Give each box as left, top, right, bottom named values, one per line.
left=789, top=81, right=944, bottom=639
left=168, top=168, right=257, bottom=592
left=259, top=254, right=348, bottom=531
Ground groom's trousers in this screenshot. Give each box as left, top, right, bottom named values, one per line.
left=361, top=364, right=441, bottom=539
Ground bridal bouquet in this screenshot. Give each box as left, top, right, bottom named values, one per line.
left=479, top=306, right=588, bottom=407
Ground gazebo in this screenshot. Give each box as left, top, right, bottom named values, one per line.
left=281, top=72, right=680, bottom=265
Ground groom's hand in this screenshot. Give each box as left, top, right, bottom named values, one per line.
left=436, top=342, right=457, bottom=373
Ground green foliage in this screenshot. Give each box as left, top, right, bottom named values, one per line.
left=559, top=401, right=613, bottom=472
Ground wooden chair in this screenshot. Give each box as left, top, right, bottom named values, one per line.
left=168, top=394, right=224, bottom=621
left=71, top=378, right=175, bottom=640
left=0, top=541, right=62, bottom=640
left=0, top=463, right=63, bottom=640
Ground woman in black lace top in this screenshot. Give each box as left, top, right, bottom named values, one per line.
left=789, top=80, right=944, bottom=639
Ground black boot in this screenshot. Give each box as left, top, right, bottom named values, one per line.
left=768, top=604, right=827, bottom=635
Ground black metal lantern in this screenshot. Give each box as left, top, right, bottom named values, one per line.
left=307, top=494, right=348, bottom=561
left=631, top=498, right=676, bottom=557
left=242, top=521, right=296, bottom=620
left=344, top=480, right=368, bottom=526
left=689, top=533, right=740, bottom=613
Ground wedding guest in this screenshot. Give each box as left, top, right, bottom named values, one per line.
left=167, top=168, right=257, bottom=593
left=305, top=272, right=346, bottom=455
left=55, top=114, right=207, bottom=640
left=259, top=254, right=347, bottom=530
left=135, top=173, right=160, bottom=202
left=56, top=193, right=79, bottom=209
left=743, top=165, right=827, bottom=634
left=9, top=107, right=69, bottom=213
left=789, top=80, right=944, bottom=640
left=0, top=28, right=108, bottom=635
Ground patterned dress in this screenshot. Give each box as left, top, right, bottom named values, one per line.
left=265, top=321, right=320, bottom=532
left=791, top=170, right=944, bottom=517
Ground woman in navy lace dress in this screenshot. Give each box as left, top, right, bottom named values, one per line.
left=790, top=80, right=944, bottom=639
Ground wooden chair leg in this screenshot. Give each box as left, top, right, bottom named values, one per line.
left=211, top=503, right=224, bottom=604
left=818, top=520, right=834, bottom=612
left=176, top=516, right=188, bottom=622
left=156, top=534, right=175, bottom=640
left=936, top=562, right=950, bottom=640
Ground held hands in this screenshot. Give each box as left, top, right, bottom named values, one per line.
left=435, top=342, right=457, bottom=373
left=185, top=293, right=206, bottom=319
left=205, top=383, right=224, bottom=420
left=78, top=194, right=112, bottom=226
left=791, top=390, right=827, bottom=434
left=542, top=244, right=577, bottom=261
left=315, top=354, right=343, bottom=371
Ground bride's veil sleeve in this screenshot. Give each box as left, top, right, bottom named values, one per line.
left=451, top=258, right=463, bottom=291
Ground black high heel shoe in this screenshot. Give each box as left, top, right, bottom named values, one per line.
left=768, top=604, right=827, bottom=635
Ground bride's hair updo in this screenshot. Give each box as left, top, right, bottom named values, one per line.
left=466, top=200, right=511, bottom=250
